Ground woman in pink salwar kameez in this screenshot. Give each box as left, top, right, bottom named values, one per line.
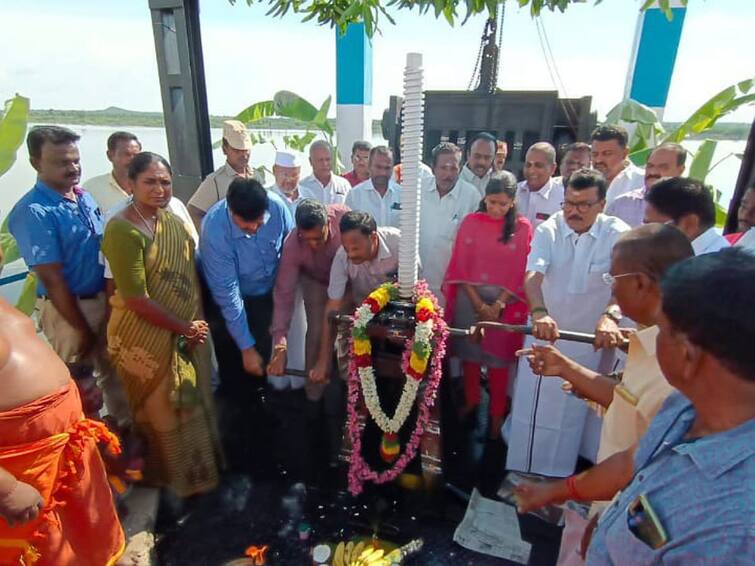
left=443, top=171, right=533, bottom=438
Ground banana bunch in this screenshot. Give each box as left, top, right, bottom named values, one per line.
left=332, top=541, right=392, bottom=566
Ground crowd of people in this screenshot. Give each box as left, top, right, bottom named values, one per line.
left=0, top=118, right=752, bottom=565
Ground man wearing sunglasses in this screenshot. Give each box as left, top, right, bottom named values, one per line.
left=505, top=169, right=630, bottom=479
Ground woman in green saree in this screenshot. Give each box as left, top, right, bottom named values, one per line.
left=102, top=152, right=221, bottom=498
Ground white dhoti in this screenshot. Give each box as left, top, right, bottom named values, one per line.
left=505, top=337, right=615, bottom=477
left=268, top=286, right=307, bottom=391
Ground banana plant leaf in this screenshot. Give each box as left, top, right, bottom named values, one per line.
left=0, top=94, right=30, bottom=177
left=604, top=98, right=664, bottom=153
left=235, top=99, right=276, bottom=124
left=688, top=139, right=717, bottom=182
left=664, top=78, right=755, bottom=143
left=312, top=96, right=333, bottom=136
left=0, top=232, right=20, bottom=267
left=273, top=90, right=319, bottom=123
left=628, top=147, right=653, bottom=168
left=283, top=132, right=317, bottom=152
left=15, top=272, right=37, bottom=315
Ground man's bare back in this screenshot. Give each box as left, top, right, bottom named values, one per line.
left=0, top=298, right=70, bottom=411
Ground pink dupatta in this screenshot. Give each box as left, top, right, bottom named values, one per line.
left=442, top=212, right=533, bottom=360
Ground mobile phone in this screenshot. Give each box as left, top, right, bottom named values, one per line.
left=627, top=493, right=668, bottom=549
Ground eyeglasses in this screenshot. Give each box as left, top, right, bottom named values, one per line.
left=352, top=155, right=369, bottom=162
left=602, top=272, right=643, bottom=286
left=562, top=200, right=602, bottom=213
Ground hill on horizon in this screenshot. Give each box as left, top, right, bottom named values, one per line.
left=26, top=107, right=751, bottom=140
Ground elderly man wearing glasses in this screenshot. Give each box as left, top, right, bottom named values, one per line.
left=513, top=223, right=694, bottom=563
left=505, top=169, right=630, bottom=480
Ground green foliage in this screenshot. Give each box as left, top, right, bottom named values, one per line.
left=232, top=90, right=343, bottom=170
left=640, top=0, right=687, bottom=20
left=0, top=94, right=37, bottom=313
left=688, top=139, right=716, bottom=182
left=228, top=0, right=679, bottom=37
left=606, top=78, right=754, bottom=228
left=0, top=94, right=29, bottom=177
left=665, top=79, right=755, bottom=143
left=14, top=273, right=37, bottom=316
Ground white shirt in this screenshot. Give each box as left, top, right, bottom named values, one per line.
left=605, top=162, right=645, bottom=206
left=101, top=197, right=198, bottom=278
left=299, top=173, right=351, bottom=205
left=327, top=227, right=401, bottom=304
left=418, top=177, right=480, bottom=298
left=269, top=184, right=306, bottom=216
left=735, top=228, right=755, bottom=252
left=82, top=172, right=129, bottom=213
left=460, top=165, right=493, bottom=197
left=344, top=179, right=402, bottom=228
left=691, top=227, right=730, bottom=255
left=527, top=211, right=630, bottom=331
left=515, top=177, right=564, bottom=228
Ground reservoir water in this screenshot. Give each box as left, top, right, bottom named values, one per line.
left=0, top=124, right=747, bottom=304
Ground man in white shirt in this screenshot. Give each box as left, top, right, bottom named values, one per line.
left=605, top=143, right=686, bottom=228
left=82, top=131, right=142, bottom=212
left=516, top=142, right=563, bottom=228
left=419, top=142, right=480, bottom=300
left=555, top=142, right=591, bottom=191
left=591, top=125, right=644, bottom=206
left=268, top=150, right=308, bottom=214
left=345, top=146, right=402, bottom=228
left=644, top=176, right=730, bottom=255
left=308, top=211, right=401, bottom=384
left=188, top=120, right=260, bottom=230
left=506, top=169, right=630, bottom=478
left=460, top=132, right=497, bottom=197
left=299, top=140, right=351, bottom=205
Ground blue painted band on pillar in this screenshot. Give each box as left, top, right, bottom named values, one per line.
left=336, top=23, right=373, bottom=105
left=629, top=7, right=686, bottom=108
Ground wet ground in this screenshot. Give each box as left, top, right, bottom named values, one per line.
left=154, top=381, right=563, bottom=566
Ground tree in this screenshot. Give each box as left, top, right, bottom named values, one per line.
left=228, top=0, right=687, bottom=37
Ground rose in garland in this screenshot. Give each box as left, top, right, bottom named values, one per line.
left=346, top=280, right=449, bottom=495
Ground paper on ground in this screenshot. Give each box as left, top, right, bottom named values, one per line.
left=453, top=488, right=531, bottom=564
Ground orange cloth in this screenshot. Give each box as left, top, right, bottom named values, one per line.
left=0, top=381, right=125, bottom=566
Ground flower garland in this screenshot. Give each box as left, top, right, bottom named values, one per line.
left=347, top=280, right=449, bottom=495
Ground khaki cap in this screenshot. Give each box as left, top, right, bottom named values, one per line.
left=222, top=120, right=252, bottom=150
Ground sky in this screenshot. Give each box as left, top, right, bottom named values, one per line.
left=1, top=0, right=754, bottom=123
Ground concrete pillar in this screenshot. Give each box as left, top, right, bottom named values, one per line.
left=623, top=1, right=686, bottom=121
left=335, top=23, right=373, bottom=168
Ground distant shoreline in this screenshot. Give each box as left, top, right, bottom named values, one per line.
left=29, top=107, right=384, bottom=136
left=28, top=107, right=751, bottom=141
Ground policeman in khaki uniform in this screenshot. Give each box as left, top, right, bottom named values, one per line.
left=188, top=119, right=261, bottom=230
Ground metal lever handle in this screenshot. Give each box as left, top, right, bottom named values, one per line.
left=330, top=313, right=629, bottom=347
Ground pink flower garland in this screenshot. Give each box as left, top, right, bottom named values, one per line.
left=346, top=280, right=450, bottom=496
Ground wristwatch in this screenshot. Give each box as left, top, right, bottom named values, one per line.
left=602, top=305, right=623, bottom=323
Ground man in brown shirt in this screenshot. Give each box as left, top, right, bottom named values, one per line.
left=267, top=199, right=350, bottom=401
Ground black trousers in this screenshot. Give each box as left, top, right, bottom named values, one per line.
left=201, top=277, right=275, bottom=476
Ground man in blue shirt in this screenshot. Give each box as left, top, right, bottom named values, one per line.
left=587, top=248, right=754, bottom=564
left=7, top=126, right=129, bottom=423
left=200, top=177, right=293, bottom=472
